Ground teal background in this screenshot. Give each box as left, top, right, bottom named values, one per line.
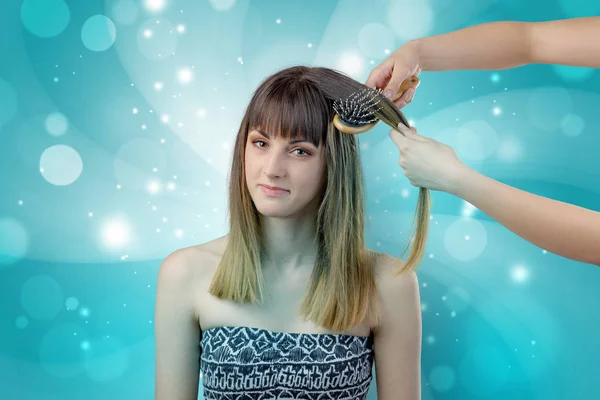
left=1, top=0, right=600, bottom=399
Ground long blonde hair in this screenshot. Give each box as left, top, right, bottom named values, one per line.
left=208, top=66, right=430, bottom=331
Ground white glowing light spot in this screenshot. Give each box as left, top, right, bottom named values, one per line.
left=101, top=218, right=131, bottom=248
left=176, top=24, right=185, bottom=33
left=167, top=182, right=175, bottom=191
left=177, top=67, right=193, bottom=84
left=493, top=106, right=502, bottom=116
left=511, top=265, right=530, bottom=284
left=143, top=29, right=153, bottom=38
left=144, top=0, right=166, bottom=13
left=147, top=179, right=161, bottom=194
left=161, top=114, right=169, bottom=123
left=154, top=81, right=163, bottom=91
left=337, top=52, right=364, bottom=78
left=132, top=108, right=138, bottom=114
left=462, top=201, right=477, bottom=217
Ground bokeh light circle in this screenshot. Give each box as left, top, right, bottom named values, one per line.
left=112, top=0, right=139, bottom=25
left=455, top=120, right=498, bottom=161
left=66, top=297, right=80, bottom=311
left=0, top=78, right=18, bottom=126
left=16, top=316, right=29, bottom=329
left=209, top=0, right=237, bottom=11
left=40, top=145, right=84, bottom=186
left=81, top=15, right=117, bottom=52
left=85, top=336, right=130, bottom=382
left=358, top=23, right=395, bottom=59
left=0, top=218, right=29, bottom=267
left=387, top=0, right=433, bottom=41
left=444, top=218, right=487, bottom=261
left=429, top=365, right=456, bottom=392
left=561, top=113, right=585, bottom=137
left=21, top=275, right=64, bottom=321
left=527, top=88, right=572, bottom=132
left=552, top=65, right=595, bottom=82
left=45, top=112, right=69, bottom=136
left=21, top=0, right=70, bottom=38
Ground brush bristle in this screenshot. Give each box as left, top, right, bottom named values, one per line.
left=334, top=87, right=410, bottom=130
left=333, top=88, right=383, bottom=127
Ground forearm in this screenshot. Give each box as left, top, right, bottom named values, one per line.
left=412, top=17, right=600, bottom=71
left=530, top=17, right=600, bottom=67
left=452, top=167, right=600, bottom=266
left=411, top=21, right=533, bottom=71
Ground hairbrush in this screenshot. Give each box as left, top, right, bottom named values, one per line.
left=333, top=76, right=420, bottom=134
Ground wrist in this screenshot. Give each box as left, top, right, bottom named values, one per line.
left=406, top=39, right=424, bottom=70
left=446, top=163, right=474, bottom=197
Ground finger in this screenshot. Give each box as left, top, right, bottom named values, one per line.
left=398, top=88, right=415, bottom=105
left=393, top=88, right=415, bottom=109
left=398, top=122, right=429, bottom=142
left=405, top=89, right=415, bottom=104
left=382, top=66, right=410, bottom=99
left=389, top=127, right=409, bottom=149
left=365, top=60, right=392, bottom=89
left=396, top=122, right=413, bottom=136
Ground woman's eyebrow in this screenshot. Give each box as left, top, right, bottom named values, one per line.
left=256, top=130, right=313, bottom=145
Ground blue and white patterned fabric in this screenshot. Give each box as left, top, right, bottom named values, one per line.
left=199, top=325, right=375, bottom=399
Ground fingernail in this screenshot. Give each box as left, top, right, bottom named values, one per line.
left=398, top=101, right=406, bottom=108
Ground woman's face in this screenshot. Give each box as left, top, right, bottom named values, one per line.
left=245, top=128, right=326, bottom=219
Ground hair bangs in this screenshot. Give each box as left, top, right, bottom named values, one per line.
left=247, top=79, right=331, bottom=148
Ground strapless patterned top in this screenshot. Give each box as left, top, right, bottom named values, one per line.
left=199, top=325, right=375, bottom=400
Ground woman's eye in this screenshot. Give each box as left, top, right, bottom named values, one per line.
left=293, top=148, right=310, bottom=156
left=253, top=140, right=310, bottom=156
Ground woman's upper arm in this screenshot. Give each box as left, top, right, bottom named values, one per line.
left=373, top=256, right=422, bottom=400
left=154, top=249, right=202, bottom=400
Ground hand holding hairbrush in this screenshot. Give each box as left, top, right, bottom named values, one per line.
left=333, top=76, right=419, bottom=135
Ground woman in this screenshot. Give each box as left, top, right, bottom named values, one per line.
left=154, top=66, right=424, bottom=400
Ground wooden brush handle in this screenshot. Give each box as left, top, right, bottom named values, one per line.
left=333, top=114, right=378, bottom=134
left=392, top=75, right=420, bottom=102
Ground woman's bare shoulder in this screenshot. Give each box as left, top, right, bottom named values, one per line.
left=367, top=249, right=416, bottom=289
left=367, top=249, right=403, bottom=274
left=159, top=235, right=229, bottom=286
